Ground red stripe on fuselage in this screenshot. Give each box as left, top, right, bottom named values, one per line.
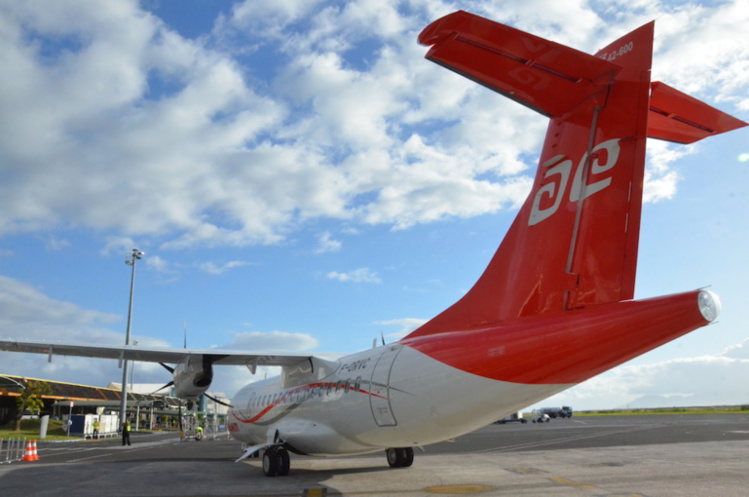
left=230, top=382, right=385, bottom=425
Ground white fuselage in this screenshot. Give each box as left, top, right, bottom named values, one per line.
left=227, top=344, right=568, bottom=456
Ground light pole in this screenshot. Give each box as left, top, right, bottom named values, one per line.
left=119, top=248, right=144, bottom=428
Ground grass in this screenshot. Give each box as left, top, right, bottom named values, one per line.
left=574, top=406, right=749, bottom=416
left=0, top=418, right=79, bottom=441
left=0, top=419, right=184, bottom=442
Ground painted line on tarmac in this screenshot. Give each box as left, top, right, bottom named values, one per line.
left=478, top=423, right=664, bottom=453
left=303, top=489, right=328, bottom=497
left=297, top=485, right=506, bottom=496
left=66, top=439, right=181, bottom=462
left=548, top=477, right=597, bottom=490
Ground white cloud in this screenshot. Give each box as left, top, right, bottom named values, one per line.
left=219, top=330, right=319, bottom=353
left=42, top=234, right=72, bottom=251
left=145, top=254, right=172, bottom=274
left=198, top=260, right=250, bottom=275
left=315, top=231, right=342, bottom=254
left=642, top=140, right=693, bottom=203
left=101, top=237, right=139, bottom=257
left=0, top=274, right=321, bottom=394
left=0, top=274, right=172, bottom=387
left=0, top=0, right=746, bottom=250
left=651, top=0, right=749, bottom=110
left=722, top=338, right=749, bottom=359
left=540, top=337, right=749, bottom=410
left=326, top=268, right=382, bottom=284
left=375, top=318, right=427, bottom=340
left=0, top=275, right=120, bottom=336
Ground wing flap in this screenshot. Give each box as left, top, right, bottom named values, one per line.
left=648, top=81, right=748, bottom=143
left=419, top=10, right=620, bottom=117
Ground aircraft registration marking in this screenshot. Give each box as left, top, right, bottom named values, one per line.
left=599, top=41, right=635, bottom=62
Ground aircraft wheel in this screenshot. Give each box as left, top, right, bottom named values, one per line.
left=276, top=447, right=290, bottom=476
left=386, top=448, right=399, bottom=467
left=386, top=447, right=414, bottom=468
left=399, top=447, right=414, bottom=467
left=262, top=447, right=279, bottom=477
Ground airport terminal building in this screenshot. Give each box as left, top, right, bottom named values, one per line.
left=0, top=374, right=228, bottom=430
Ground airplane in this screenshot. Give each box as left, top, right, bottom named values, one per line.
left=0, top=10, right=746, bottom=477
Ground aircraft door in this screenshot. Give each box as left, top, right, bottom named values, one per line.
left=369, top=345, right=402, bottom=427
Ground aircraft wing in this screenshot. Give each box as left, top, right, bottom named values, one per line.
left=0, top=339, right=311, bottom=369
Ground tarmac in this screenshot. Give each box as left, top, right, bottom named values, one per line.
left=1, top=414, right=748, bottom=496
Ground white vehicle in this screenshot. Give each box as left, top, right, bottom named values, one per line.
left=497, top=411, right=528, bottom=424
left=531, top=410, right=551, bottom=423
left=0, top=11, right=744, bottom=477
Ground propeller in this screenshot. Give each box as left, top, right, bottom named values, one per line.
left=204, top=392, right=233, bottom=408
left=148, top=363, right=176, bottom=395
left=178, top=401, right=184, bottom=440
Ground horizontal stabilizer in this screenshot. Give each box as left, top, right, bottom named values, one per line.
left=418, top=10, right=620, bottom=117
left=648, top=82, right=748, bottom=143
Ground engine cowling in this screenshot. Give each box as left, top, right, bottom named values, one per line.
left=172, top=355, right=214, bottom=399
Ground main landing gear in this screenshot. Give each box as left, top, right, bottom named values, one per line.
left=262, top=446, right=290, bottom=477
left=259, top=446, right=415, bottom=476
left=386, top=447, right=414, bottom=468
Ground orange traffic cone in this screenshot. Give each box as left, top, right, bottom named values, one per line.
left=30, top=440, right=39, bottom=461
left=21, top=441, right=36, bottom=462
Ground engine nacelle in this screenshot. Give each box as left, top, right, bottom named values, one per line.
left=172, top=355, right=214, bottom=399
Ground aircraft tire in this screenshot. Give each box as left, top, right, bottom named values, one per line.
left=386, top=448, right=399, bottom=467
left=262, top=448, right=279, bottom=477
left=276, top=448, right=290, bottom=476
left=399, top=447, right=414, bottom=467
left=386, top=447, right=414, bottom=468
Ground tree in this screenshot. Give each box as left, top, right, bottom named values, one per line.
left=15, top=379, right=52, bottom=431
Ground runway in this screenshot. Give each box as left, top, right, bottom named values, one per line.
left=1, top=414, right=748, bottom=496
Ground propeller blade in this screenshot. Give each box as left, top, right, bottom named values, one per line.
left=149, top=381, right=173, bottom=395
left=178, top=401, right=184, bottom=440
left=204, top=392, right=233, bottom=408
left=159, top=362, right=175, bottom=373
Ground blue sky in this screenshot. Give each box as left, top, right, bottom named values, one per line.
left=1, top=0, right=747, bottom=410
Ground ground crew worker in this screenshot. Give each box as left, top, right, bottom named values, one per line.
left=93, top=418, right=100, bottom=439
left=121, top=419, right=131, bottom=446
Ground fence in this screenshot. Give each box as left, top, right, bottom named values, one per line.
left=0, top=437, right=27, bottom=464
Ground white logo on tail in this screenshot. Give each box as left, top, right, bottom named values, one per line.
left=529, top=138, right=622, bottom=226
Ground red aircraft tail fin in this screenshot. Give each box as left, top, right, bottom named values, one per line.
left=407, top=12, right=746, bottom=339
